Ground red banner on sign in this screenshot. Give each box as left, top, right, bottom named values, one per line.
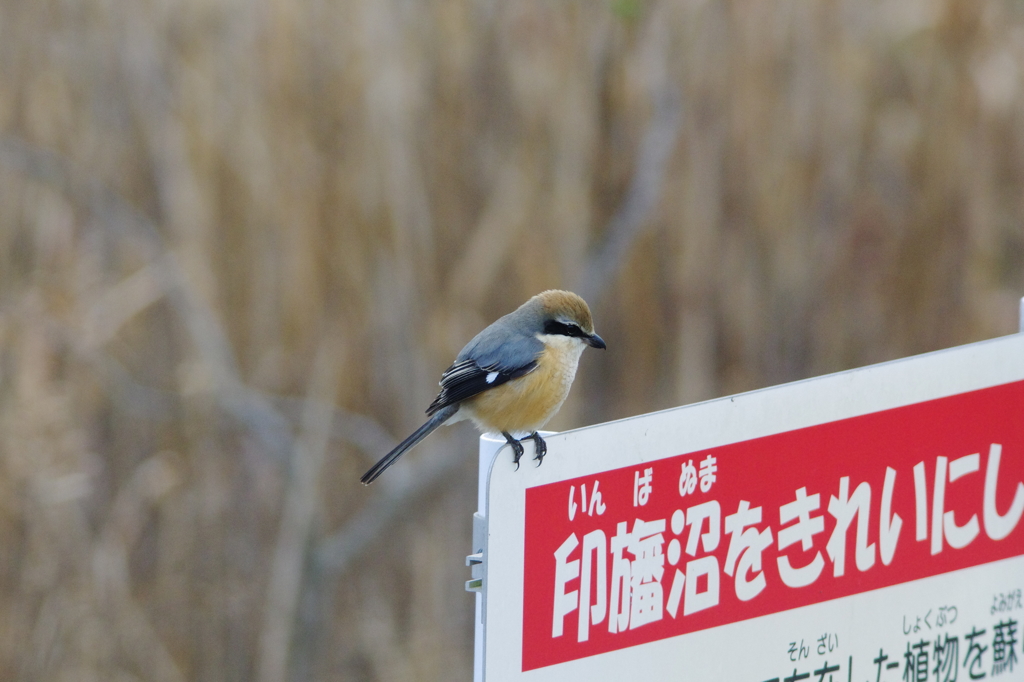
left=522, top=380, right=1024, bottom=671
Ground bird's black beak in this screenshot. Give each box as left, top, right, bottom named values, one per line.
left=586, top=333, right=606, bottom=349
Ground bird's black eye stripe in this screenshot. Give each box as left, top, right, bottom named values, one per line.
left=544, top=320, right=584, bottom=338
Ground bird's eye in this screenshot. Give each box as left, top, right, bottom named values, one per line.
left=544, top=320, right=583, bottom=337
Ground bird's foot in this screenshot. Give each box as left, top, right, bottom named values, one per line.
left=502, top=431, right=525, bottom=471
left=524, top=432, right=547, bottom=466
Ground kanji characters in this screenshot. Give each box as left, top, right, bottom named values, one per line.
left=932, top=633, right=959, bottom=682
left=576, top=530, right=607, bottom=642
left=609, top=518, right=668, bottom=632
left=813, top=660, right=840, bottom=682
left=541, top=438, right=1024, bottom=671
left=901, top=639, right=928, bottom=682
left=552, top=533, right=581, bottom=638
left=991, top=619, right=1018, bottom=676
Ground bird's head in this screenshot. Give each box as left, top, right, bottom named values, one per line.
left=531, top=290, right=606, bottom=349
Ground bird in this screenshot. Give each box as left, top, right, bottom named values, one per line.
left=360, top=290, right=606, bottom=485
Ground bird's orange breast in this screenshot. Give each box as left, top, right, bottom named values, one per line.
left=462, top=336, right=584, bottom=434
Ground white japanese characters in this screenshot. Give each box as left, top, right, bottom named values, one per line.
left=609, top=518, right=666, bottom=630
left=549, top=443, right=1024, bottom=645
left=633, top=468, right=652, bottom=507
left=913, top=444, right=1024, bottom=553
left=724, top=500, right=773, bottom=601
left=679, top=459, right=697, bottom=497
left=699, top=455, right=717, bottom=493
left=776, top=486, right=825, bottom=588
left=567, top=481, right=606, bottom=522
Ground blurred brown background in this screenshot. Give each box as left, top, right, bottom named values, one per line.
left=1, top=0, right=1022, bottom=680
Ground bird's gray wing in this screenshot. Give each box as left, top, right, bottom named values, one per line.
left=426, top=325, right=543, bottom=416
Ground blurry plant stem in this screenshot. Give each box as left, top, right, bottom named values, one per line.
left=577, top=8, right=683, bottom=307
left=301, top=433, right=463, bottom=680
left=575, top=82, right=683, bottom=309
left=257, top=335, right=340, bottom=682
left=92, top=452, right=184, bottom=682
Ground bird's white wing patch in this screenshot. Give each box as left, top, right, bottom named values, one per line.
left=485, top=371, right=499, bottom=384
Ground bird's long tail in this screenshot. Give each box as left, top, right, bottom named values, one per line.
left=360, top=404, right=460, bottom=485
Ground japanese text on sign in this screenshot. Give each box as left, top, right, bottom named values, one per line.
left=521, top=380, right=1024, bottom=671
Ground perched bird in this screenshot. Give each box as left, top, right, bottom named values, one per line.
left=360, top=290, right=605, bottom=485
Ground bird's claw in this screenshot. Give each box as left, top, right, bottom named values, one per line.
left=503, top=432, right=525, bottom=470
left=503, top=431, right=547, bottom=471
left=526, top=432, right=547, bottom=466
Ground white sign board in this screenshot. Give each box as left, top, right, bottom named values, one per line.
left=479, top=332, right=1024, bottom=681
